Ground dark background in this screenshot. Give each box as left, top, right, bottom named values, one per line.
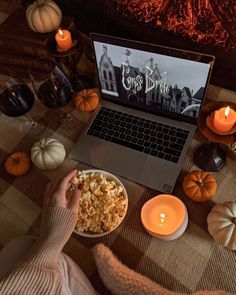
left=21, top=0, right=236, bottom=92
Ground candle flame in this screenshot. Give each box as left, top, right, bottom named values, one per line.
left=10, top=91, right=16, bottom=97
left=225, top=106, right=230, bottom=118
left=160, top=212, right=166, bottom=224
left=58, top=29, right=64, bottom=37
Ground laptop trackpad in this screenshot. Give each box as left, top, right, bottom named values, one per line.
left=98, top=143, right=147, bottom=180
left=139, top=156, right=178, bottom=193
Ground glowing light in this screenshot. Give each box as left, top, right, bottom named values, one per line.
left=58, top=29, right=64, bottom=38
left=160, top=212, right=166, bottom=224
left=224, top=106, right=230, bottom=118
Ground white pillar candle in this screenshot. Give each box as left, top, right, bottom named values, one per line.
left=141, top=194, right=188, bottom=240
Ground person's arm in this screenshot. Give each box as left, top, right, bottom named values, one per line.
left=0, top=170, right=80, bottom=295
left=93, top=244, right=231, bottom=295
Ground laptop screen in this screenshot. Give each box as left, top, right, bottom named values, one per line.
left=92, top=34, right=214, bottom=124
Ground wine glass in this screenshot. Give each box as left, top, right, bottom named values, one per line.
left=28, top=57, right=74, bottom=124
left=0, top=75, right=37, bottom=132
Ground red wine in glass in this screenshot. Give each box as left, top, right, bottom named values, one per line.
left=0, top=77, right=37, bottom=131
left=0, top=84, right=34, bottom=117
left=37, top=76, right=73, bottom=109
left=29, top=57, right=74, bottom=123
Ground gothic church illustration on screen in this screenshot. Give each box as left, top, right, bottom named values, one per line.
left=97, top=44, right=203, bottom=118
left=98, top=45, right=118, bottom=96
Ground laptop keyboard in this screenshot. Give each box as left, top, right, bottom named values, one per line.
left=87, top=107, right=190, bottom=164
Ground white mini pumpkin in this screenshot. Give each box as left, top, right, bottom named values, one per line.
left=31, top=138, right=66, bottom=170
left=26, top=0, right=62, bottom=33
left=207, top=202, right=236, bottom=250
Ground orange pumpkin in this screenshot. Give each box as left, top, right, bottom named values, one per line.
left=4, top=152, right=31, bottom=176
left=74, top=89, right=99, bottom=112
left=183, top=170, right=217, bottom=202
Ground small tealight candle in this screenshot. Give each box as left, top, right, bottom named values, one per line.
left=55, top=28, right=72, bottom=52
left=141, top=194, right=188, bottom=241
left=213, top=106, right=236, bottom=133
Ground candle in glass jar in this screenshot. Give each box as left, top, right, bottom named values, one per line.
left=55, top=29, right=72, bottom=51
left=213, top=106, right=236, bottom=133
left=141, top=194, right=188, bottom=241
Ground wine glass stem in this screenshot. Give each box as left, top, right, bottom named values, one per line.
left=25, top=113, right=37, bottom=128
left=59, top=104, right=73, bottom=121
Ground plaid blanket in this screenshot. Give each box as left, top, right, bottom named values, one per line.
left=0, top=93, right=236, bottom=294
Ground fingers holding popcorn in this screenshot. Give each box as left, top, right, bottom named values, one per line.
left=43, top=169, right=80, bottom=211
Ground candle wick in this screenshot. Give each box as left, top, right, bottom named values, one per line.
left=160, top=212, right=166, bottom=224
left=224, top=106, right=230, bottom=119
left=59, top=29, right=64, bottom=38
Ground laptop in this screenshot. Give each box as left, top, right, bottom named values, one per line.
left=69, top=33, right=214, bottom=193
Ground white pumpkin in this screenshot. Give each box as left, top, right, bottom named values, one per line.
left=26, top=0, right=62, bottom=33
left=31, top=138, right=66, bottom=170
left=207, top=202, right=236, bottom=250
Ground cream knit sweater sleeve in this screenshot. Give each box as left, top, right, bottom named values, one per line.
left=0, top=207, right=77, bottom=295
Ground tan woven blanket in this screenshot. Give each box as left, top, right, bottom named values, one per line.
left=0, top=91, right=235, bottom=294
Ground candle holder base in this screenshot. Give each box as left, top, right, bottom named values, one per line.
left=193, top=142, right=226, bottom=172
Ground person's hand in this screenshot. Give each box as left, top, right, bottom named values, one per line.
left=44, top=169, right=81, bottom=214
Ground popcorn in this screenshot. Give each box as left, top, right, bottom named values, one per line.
left=71, top=170, right=128, bottom=234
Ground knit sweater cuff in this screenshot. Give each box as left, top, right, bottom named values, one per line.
left=22, top=207, right=77, bottom=267
left=40, top=206, right=77, bottom=239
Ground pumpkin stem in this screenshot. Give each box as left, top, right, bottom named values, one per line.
left=12, top=157, right=20, bottom=165
left=196, top=178, right=204, bottom=187
left=232, top=217, right=236, bottom=224
left=37, top=0, right=45, bottom=6
left=40, top=143, right=46, bottom=150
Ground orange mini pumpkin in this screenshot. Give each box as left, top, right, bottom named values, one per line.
left=74, top=89, right=99, bottom=112
left=183, top=170, right=217, bottom=202
left=4, top=152, right=31, bottom=176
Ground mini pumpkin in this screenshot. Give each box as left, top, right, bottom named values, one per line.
left=74, top=89, right=99, bottom=112
left=5, top=152, right=31, bottom=176
left=207, top=202, right=236, bottom=250
left=31, top=138, right=66, bottom=170
left=26, top=0, right=62, bottom=33
left=183, top=170, right=217, bottom=202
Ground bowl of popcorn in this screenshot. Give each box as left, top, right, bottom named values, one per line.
left=68, top=169, right=128, bottom=238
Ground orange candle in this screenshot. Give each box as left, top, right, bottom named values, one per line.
left=213, top=106, right=236, bottom=133
left=55, top=29, right=72, bottom=51
left=141, top=194, right=188, bottom=240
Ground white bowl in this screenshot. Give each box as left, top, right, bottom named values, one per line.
left=74, top=169, right=128, bottom=238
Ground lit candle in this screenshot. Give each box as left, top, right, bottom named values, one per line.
left=213, top=106, right=236, bottom=133
left=55, top=28, right=72, bottom=52
left=141, top=194, right=188, bottom=240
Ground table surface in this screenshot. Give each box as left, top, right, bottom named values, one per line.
left=0, top=94, right=236, bottom=294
